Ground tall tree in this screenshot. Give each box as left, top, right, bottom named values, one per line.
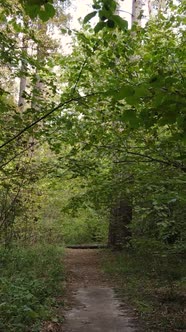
left=132, top=0, right=143, bottom=24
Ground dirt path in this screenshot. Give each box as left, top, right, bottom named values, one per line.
left=63, top=249, right=139, bottom=332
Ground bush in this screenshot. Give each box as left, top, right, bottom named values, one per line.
left=0, top=244, right=64, bottom=332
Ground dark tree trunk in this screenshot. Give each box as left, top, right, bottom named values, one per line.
left=108, top=199, right=132, bottom=250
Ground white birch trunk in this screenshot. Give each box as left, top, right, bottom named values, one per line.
left=18, top=36, right=27, bottom=110
left=132, top=0, right=143, bottom=25
left=158, top=0, right=166, bottom=12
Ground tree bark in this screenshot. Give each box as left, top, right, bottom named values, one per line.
left=132, top=0, right=143, bottom=25
left=108, top=199, right=132, bottom=250
left=158, top=0, right=166, bottom=12
left=18, top=36, right=27, bottom=110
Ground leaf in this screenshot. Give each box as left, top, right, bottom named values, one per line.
left=94, top=21, right=106, bottom=33
left=112, top=15, right=128, bottom=30
left=152, top=93, right=166, bottom=107
left=38, top=10, right=49, bottom=21
left=120, top=109, right=139, bottom=128
left=115, top=85, right=134, bottom=100
left=107, top=20, right=115, bottom=28
left=12, top=22, right=22, bottom=33
left=38, top=3, right=55, bottom=21
left=83, top=11, right=97, bottom=24
left=61, top=28, right=67, bottom=34
left=98, top=9, right=108, bottom=21
left=24, top=4, right=39, bottom=19
left=44, top=3, right=56, bottom=19
left=134, top=85, right=149, bottom=98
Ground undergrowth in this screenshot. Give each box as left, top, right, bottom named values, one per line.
left=102, top=249, right=186, bottom=331
left=0, top=244, right=64, bottom=332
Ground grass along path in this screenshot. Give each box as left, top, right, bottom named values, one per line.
left=102, top=249, right=186, bottom=332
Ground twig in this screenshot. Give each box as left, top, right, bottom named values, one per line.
left=72, top=57, right=88, bottom=94
left=94, top=144, right=186, bottom=172
left=0, top=142, right=37, bottom=169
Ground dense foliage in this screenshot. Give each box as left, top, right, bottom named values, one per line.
left=0, top=244, right=64, bottom=331
left=49, top=0, right=186, bottom=252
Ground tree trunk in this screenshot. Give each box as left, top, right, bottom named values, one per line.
left=147, top=0, right=152, bottom=17
left=18, top=36, right=27, bottom=110
left=132, top=0, right=143, bottom=25
left=108, top=199, right=132, bottom=250
left=158, top=0, right=166, bottom=12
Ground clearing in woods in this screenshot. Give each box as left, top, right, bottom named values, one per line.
left=62, top=248, right=141, bottom=332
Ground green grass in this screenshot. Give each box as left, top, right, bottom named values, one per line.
left=102, top=249, right=186, bottom=331
left=0, top=244, right=64, bottom=332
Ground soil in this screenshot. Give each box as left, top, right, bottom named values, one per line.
left=42, top=248, right=142, bottom=332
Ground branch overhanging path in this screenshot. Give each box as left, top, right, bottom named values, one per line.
left=1, top=90, right=185, bottom=173
left=0, top=93, right=99, bottom=151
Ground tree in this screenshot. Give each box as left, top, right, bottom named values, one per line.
left=47, top=0, right=185, bottom=251
left=132, top=0, right=143, bottom=24
left=0, top=0, right=68, bottom=245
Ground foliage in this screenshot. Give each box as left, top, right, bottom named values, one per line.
left=48, top=0, right=186, bottom=253
left=0, top=0, right=67, bottom=245
left=61, top=208, right=108, bottom=244
left=84, top=0, right=128, bottom=32
left=37, top=175, right=108, bottom=245
left=18, top=0, right=68, bottom=21
left=0, top=244, right=64, bottom=332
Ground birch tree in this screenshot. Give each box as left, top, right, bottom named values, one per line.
left=131, top=0, right=143, bottom=25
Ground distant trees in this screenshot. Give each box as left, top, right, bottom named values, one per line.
left=0, top=0, right=68, bottom=245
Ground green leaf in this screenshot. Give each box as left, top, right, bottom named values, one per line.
left=115, top=85, right=134, bottom=100
left=134, top=85, right=149, bottom=98
left=120, top=109, right=139, bottom=128
left=12, top=22, right=23, bottom=33
left=38, top=10, right=49, bottom=21
left=98, top=10, right=108, bottom=21
left=24, top=4, right=39, bottom=19
left=107, top=20, right=115, bottom=28
left=39, top=4, right=55, bottom=21
left=44, top=3, right=56, bottom=19
left=94, top=21, right=106, bottom=33
left=152, top=93, right=166, bottom=107
left=112, top=15, right=128, bottom=30
left=83, top=11, right=97, bottom=24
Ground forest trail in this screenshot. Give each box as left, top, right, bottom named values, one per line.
left=63, top=249, right=138, bottom=332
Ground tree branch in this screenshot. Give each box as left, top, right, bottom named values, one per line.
left=94, top=144, right=186, bottom=172
left=72, top=57, right=88, bottom=94
left=0, top=142, right=37, bottom=170
left=0, top=93, right=99, bottom=151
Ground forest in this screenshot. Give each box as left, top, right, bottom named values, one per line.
left=0, top=0, right=185, bottom=331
